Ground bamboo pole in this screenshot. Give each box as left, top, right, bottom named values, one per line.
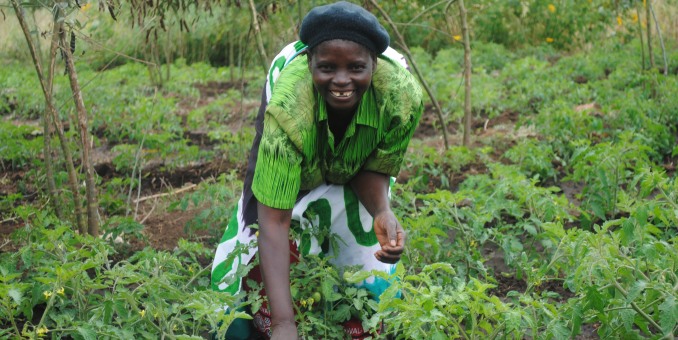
left=11, top=0, right=85, bottom=232
left=368, top=0, right=450, bottom=149
left=59, top=28, right=100, bottom=236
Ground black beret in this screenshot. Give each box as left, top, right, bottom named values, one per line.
left=299, top=1, right=390, bottom=54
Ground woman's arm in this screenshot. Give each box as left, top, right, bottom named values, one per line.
left=350, top=171, right=406, bottom=263
left=257, top=202, right=298, bottom=339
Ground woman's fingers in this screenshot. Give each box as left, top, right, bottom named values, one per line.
left=373, top=211, right=406, bottom=263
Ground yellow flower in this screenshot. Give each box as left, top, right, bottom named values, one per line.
left=139, top=309, right=146, bottom=318
left=36, top=326, right=49, bottom=337
left=548, top=4, right=556, bottom=13
left=469, top=240, right=478, bottom=248
left=43, top=291, right=52, bottom=299
left=453, top=35, right=462, bottom=42
left=631, top=13, right=638, bottom=23
left=617, top=16, right=623, bottom=26
left=56, top=287, right=65, bottom=296
left=300, top=299, right=307, bottom=307
left=546, top=37, right=554, bottom=43
left=255, top=231, right=260, bottom=237
left=80, top=2, right=92, bottom=11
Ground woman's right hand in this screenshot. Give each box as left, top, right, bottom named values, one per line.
left=271, top=320, right=298, bottom=340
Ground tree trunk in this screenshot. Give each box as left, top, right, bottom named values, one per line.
left=248, top=0, right=268, bottom=74
left=459, top=0, right=472, bottom=147
left=11, top=0, right=85, bottom=232
left=636, top=7, right=645, bottom=70
left=60, top=30, right=100, bottom=237
left=368, top=0, right=450, bottom=149
left=646, top=0, right=655, bottom=69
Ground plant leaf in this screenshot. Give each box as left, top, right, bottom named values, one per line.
left=77, top=325, right=97, bottom=340
left=658, top=295, right=677, bottom=335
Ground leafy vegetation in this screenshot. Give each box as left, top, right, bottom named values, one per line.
left=1, top=0, right=677, bottom=339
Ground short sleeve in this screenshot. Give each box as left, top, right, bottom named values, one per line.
left=251, top=112, right=302, bottom=209
left=362, top=108, right=421, bottom=177
left=362, top=57, right=423, bottom=177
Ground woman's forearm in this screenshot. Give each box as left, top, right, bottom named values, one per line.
left=257, top=202, right=295, bottom=326
left=350, top=170, right=390, bottom=216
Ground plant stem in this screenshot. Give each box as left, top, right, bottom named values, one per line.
left=611, top=280, right=662, bottom=333
left=184, top=265, right=211, bottom=289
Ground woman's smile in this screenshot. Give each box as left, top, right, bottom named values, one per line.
left=330, top=90, right=355, bottom=98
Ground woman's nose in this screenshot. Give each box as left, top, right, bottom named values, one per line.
left=332, top=70, right=350, bottom=86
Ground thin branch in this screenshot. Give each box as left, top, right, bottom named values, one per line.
left=133, top=183, right=198, bottom=204
left=649, top=3, right=668, bottom=75
left=248, top=0, right=268, bottom=73
left=406, top=0, right=450, bottom=25
left=646, top=0, right=655, bottom=68
left=368, top=0, right=450, bottom=149
left=75, top=31, right=156, bottom=65
left=390, top=22, right=455, bottom=38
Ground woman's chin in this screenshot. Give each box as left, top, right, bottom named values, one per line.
left=326, top=97, right=359, bottom=115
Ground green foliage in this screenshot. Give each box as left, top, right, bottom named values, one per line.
left=549, top=219, right=678, bottom=339
left=0, top=122, right=43, bottom=169
left=504, top=139, right=558, bottom=182
left=472, top=0, right=635, bottom=49
left=280, top=255, right=381, bottom=339
left=170, top=171, right=242, bottom=240
left=566, top=132, right=654, bottom=223
left=0, top=208, right=245, bottom=339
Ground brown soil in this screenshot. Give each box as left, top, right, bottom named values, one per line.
left=0, top=80, right=248, bottom=253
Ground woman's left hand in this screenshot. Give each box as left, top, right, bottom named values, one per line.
left=373, top=210, right=406, bottom=263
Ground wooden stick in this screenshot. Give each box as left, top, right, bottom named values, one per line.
left=133, top=183, right=198, bottom=204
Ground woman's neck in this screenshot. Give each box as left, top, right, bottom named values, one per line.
left=327, top=107, right=355, bottom=145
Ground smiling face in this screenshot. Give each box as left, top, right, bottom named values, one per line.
left=308, top=39, right=376, bottom=117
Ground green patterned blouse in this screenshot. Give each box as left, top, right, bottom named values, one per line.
left=252, top=53, right=423, bottom=209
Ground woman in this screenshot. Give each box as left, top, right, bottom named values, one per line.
left=211, top=2, right=423, bottom=339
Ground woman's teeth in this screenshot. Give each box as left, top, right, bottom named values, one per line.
left=331, top=91, right=354, bottom=98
